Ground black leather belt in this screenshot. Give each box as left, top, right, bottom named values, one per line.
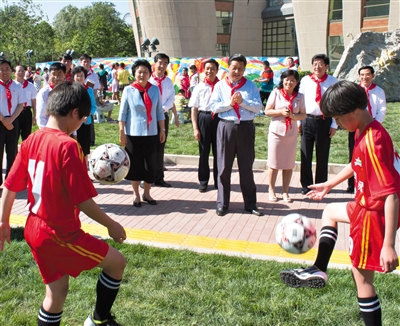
left=220, top=118, right=253, bottom=124
left=307, top=114, right=323, bottom=120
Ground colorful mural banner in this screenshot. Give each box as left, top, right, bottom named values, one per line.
left=36, top=56, right=299, bottom=91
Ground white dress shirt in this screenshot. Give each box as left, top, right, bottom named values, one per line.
left=0, top=80, right=26, bottom=116
left=299, top=74, right=338, bottom=128
left=362, top=84, right=386, bottom=123
left=36, top=84, right=52, bottom=128
left=149, top=75, right=175, bottom=112
left=188, top=82, right=214, bottom=111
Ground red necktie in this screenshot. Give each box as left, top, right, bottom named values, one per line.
left=22, top=80, right=28, bottom=107
left=204, top=77, right=219, bottom=93
left=226, top=77, right=247, bottom=122
left=309, top=73, right=328, bottom=105
left=131, top=82, right=153, bottom=129
left=0, top=79, right=13, bottom=114
left=65, top=72, right=71, bottom=82
left=152, top=73, right=166, bottom=95
left=360, top=83, right=376, bottom=116
left=280, top=88, right=298, bottom=132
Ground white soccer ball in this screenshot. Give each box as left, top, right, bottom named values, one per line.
left=275, top=213, right=317, bottom=254
left=89, top=144, right=130, bottom=185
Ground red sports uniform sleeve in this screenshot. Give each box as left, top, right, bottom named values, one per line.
left=353, top=121, right=400, bottom=211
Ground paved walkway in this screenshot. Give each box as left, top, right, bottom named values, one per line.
left=8, top=160, right=400, bottom=268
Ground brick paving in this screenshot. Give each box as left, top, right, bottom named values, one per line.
left=10, top=162, right=355, bottom=250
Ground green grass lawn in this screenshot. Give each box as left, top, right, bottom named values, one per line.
left=93, top=102, right=400, bottom=165
left=1, top=230, right=400, bottom=326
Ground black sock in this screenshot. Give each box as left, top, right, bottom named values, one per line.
left=93, top=271, right=121, bottom=321
left=358, top=296, right=382, bottom=326
left=37, top=306, right=62, bottom=326
left=313, top=226, right=338, bottom=272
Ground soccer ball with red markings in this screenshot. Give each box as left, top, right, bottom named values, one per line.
left=89, top=144, right=130, bottom=185
left=275, top=213, right=317, bottom=254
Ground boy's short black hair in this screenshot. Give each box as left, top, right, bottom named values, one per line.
left=177, top=89, right=185, bottom=95
left=154, top=53, right=170, bottom=64
left=358, top=65, right=375, bottom=75
left=204, top=58, right=219, bottom=70
left=189, top=65, right=197, bottom=70
left=79, top=54, right=92, bottom=61
left=46, top=82, right=91, bottom=119
left=71, top=66, right=88, bottom=80
left=60, top=54, right=73, bottom=61
left=228, top=54, right=247, bottom=67
left=0, top=59, right=12, bottom=68
left=99, top=64, right=104, bottom=69
left=43, top=67, right=48, bottom=72
left=263, top=60, right=270, bottom=67
left=49, top=62, right=66, bottom=73
left=320, top=80, right=368, bottom=117
left=131, top=59, right=151, bottom=75
left=311, top=54, right=329, bottom=65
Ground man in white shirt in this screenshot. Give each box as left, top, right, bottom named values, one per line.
left=0, top=59, right=26, bottom=186
left=14, top=65, right=37, bottom=140
left=149, top=53, right=179, bottom=187
left=299, top=54, right=338, bottom=195
left=346, top=65, right=386, bottom=193
left=189, top=59, right=220, bottom=193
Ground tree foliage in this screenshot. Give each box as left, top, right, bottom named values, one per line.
left=0, top=0, right=136, bottom=66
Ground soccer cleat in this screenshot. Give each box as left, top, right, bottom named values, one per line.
left=84, top=313, right=122, bottom=326
left=280, top=266, right=327, bottom=289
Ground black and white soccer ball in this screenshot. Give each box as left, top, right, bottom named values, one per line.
left=275, top=213, right=317, bottom=254
left=89, top=144, right=130, bottom=185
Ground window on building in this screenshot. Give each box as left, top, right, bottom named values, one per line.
left=329, top=0, right=343, bottom=21
left=262, top=19, right=297, bottom=57
left=216, top=11, right=233, bottom=34
left=363, top=0, right=390, bottom=18
left=328, top=36, right=344, bottom=70
left=216, top=44, right=230, bottom=57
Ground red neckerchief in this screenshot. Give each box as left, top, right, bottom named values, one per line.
left=65, top=72, right=71, bottom=82
left=309, top=73, right=328, bottom=105
left=131, top=82, right=153, bottom=129
left=22, top=80, right=29, bottom=107
left=204, top=77, right=219, bottom=93
left=152, top=73, right=166, bottom=95
left=49, top=83, right=55, bottom=90
left=280, top=88, right=298, bottom=132
left=226, top=77, right=247, bottom=122
left=84, top=84, right=89, bottom=90
left=0, top=79, right=13, bottom=114
left=204, top=77, right=219, bottom=119
left=360, top=83, right=376, bottom=116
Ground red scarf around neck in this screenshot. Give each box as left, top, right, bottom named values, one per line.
left=226, top=77, right=246, bottom=121
left=360, top=83, right=376, bottom=116
left=131, top=82, right=153, bottom=129
left=0, top=79, right=13, bottom=114
left=204, top=77, right=219, bottom=93
left=280, top=88, right=298, bottom=132
left=309, top=73, right=328, bottom=106
left=152, top=73, right=166, bottom=95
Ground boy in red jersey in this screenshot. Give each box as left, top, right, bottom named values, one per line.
left=0, top=82, right=126, bottom=326
left=280, top=81, right=399, bottom=326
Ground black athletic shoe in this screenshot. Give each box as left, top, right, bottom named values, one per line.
left=280, top=266, right=327, bottom=289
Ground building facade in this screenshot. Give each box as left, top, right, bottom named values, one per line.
left=128, top=0, right=399, bottom=71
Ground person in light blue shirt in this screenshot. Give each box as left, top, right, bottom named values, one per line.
left=119, top=59, right=165, bottom=208
left=210, top=54, right=263, bottom=217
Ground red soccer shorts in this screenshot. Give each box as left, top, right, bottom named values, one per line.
left=347, top=201, right=393, bottom=272
left=24, top=214, right=109, bottom=284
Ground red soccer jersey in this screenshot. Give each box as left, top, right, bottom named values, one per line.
left=5, top=127, right=97, bottom=237
left=352, top=120, right=400, bottom=211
